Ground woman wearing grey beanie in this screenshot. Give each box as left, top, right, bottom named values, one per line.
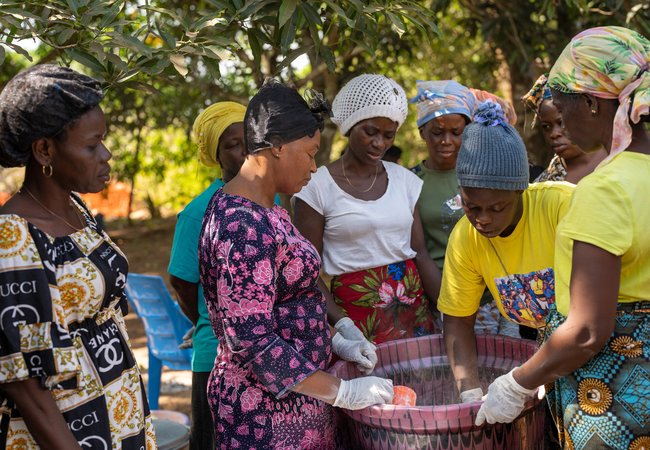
left=410, top=80, right=521, bottom=339
left=438, top=101, right=574, bottom=404
left=0, top=65, right=155, bottom=449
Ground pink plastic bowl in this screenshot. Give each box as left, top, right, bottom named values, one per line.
left=329, top=334, right=547, bottom=450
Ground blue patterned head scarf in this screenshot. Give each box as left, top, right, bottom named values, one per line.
left=410, top=80, right=476, bottom=127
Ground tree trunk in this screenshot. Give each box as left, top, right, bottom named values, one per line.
left=496, top=48, right=550, bottom=168
left=126, top=128, right=143, bottom=224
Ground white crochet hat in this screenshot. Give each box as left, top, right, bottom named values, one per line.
left=332, top=74, right=409, bottom=135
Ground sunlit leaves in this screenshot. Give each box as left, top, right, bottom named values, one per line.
left=169, top=53, right=188, bottom=76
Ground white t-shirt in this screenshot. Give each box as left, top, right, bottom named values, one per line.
left=294, top=161, right=423, bottom=276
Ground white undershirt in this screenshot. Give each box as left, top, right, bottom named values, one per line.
left=294, top=161, right=423, bottom=276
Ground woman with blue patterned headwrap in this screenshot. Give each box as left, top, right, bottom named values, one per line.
left=523, top=74, right=606, bottom=183
left=410, top=80, right=475, bottom=271
left=410, top=80, right=519, bottom=343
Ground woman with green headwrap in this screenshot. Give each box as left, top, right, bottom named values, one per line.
left=476, top=26, right=650, bottom=450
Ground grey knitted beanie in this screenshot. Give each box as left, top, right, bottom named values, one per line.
left=456, top=101, right=529, bottom=190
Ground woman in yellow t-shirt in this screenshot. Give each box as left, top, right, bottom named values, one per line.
left=438, top=101, right=574, bottom=403
left=477, top=26, right=650, bottom=450
left=410, top=80, right=521, bottom=338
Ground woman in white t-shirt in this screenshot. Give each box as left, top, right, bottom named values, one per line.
left=294, top=74, right=441, bottom=345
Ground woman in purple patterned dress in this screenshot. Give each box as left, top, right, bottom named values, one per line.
left=199, top=80, right=394, bottom=450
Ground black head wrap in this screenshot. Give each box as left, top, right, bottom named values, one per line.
left=244, top=79, right=331, bottom=154
left=0, top=64, right=104, bottom=168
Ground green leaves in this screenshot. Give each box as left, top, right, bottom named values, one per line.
left=278, top=0, right=298, bottom=28
left=386, top=11, right=406, bottom=37
left=67, top=48, right=105, bottom=73
left=0, top=0, right=443, bottom=89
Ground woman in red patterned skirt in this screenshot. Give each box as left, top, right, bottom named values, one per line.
left=294, top=74, right=441, bottom=345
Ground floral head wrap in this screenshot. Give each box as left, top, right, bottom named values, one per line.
left=470, top=88, right=518, bottom=125
left=193, top=102, right=247, bottom=175
left=410, top=80, right=476, bottom=127
left=548, top=26, right=650, bottom=158
left=521, top=74, right=553, bottom=127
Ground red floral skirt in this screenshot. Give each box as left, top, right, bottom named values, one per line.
left=331, top=259, right=437, bottom=345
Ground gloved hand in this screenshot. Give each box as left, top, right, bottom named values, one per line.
left=335, top=317, right=368, bottom=342
left=333, top=377, right=394, bottom=410
left=332, top=332, right=378, bottom=375
left=459, top=387, right=484, bottom=403
left=475, top=368, right=537, bottom=425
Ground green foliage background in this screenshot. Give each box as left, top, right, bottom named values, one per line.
left=1, top=0, right=647, bottom=216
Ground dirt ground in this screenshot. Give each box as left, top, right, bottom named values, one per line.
left=108, top=217, right=194, bottom=418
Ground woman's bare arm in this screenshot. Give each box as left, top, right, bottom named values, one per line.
left=514, top=241, right=620, bottom=389
left=1, top=378, right=82, bottom=450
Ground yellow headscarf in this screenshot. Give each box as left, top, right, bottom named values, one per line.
left=548, top=26, right=650, bottom=159
left=193, top=102, right=247, bottom=176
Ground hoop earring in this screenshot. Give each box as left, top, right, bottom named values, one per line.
left=42, top=164, right=53, bottom=178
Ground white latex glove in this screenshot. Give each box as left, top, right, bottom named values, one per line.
left=335, top=317, right=368, bottom=342
left=475, top=368, right=537, bottom=426
left=333, top=377, right=394, bottom=410
left=459, top=387, right=484, bottom=403
left=331, top=331, right=378, bottom=375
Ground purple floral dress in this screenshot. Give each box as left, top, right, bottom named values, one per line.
left=199, top=190, right=335, bottom=450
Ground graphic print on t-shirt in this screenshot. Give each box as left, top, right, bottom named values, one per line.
left=441, top=194, right=464, bottom=234
left=494, top=268, right=555, bottom=328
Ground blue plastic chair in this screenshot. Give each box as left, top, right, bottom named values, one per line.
left=124, top=273, right=192, bottom=410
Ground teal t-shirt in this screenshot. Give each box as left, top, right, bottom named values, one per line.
left=168, top=180, right=281, bottom=372
left=168, top=178, right=224, bottom=372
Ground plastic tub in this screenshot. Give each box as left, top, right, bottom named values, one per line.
left=151, top=410, right=190, bottom=450
left=329, top=334, right=546, bottom=450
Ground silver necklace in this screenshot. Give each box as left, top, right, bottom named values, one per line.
left=487, top=239, right=509, bottom=275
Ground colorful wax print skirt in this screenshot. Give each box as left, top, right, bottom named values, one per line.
left=544, top=302, right=650, bottom=450
left=331, top=259, right=437, bottom=344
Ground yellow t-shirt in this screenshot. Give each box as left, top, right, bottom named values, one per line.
left=530, top=277, right=544, bottom=295
left=438, top=182, right=574, bottom=328
left=555, top=152, right=650, bottom=316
